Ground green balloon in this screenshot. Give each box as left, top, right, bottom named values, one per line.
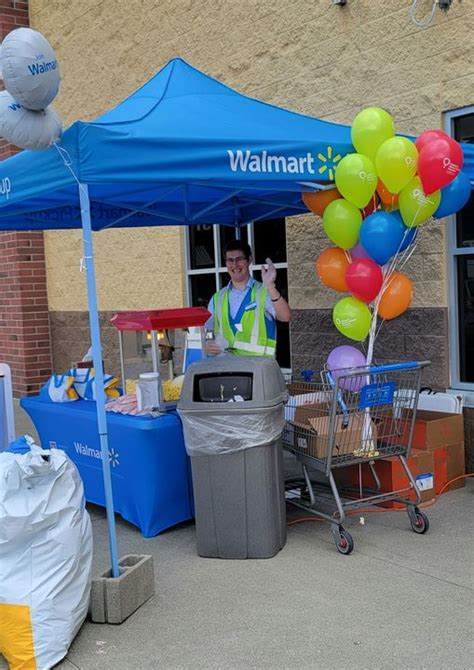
left=333, top=296, right=372, bottom=341
left=323, top=198, right=363, bottom=250
left=399, top=176, right=441, bottom=227
left=335, top=153, right=377, bottom=208
left=375, top=137, right=418, bottom=194
left=351, top=107, right=395, bottom=161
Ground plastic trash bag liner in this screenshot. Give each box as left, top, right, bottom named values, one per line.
left=0, top=445, right=92, bottom=670
left=179, top=403, right=285, bottom=456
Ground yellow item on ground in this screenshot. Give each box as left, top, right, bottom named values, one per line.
left=0, top=603, right=36, bottom=670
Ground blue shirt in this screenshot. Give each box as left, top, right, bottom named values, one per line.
left=206, top=277, right=275, bottom=330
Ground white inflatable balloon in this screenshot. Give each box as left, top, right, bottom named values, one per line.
left=0, top=91, right=62, bottom=150
left=1, top=28, right=60, bottom=111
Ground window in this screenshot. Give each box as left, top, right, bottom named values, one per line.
left=445, top=107, right=474, bottom=400
left=185, top=220, right=291, bottom=369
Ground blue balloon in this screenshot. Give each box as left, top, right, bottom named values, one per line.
left=360, top=211, right=404, bottom=265
left=434, top=171, right=472, bottom=219
left=391, top=211, right=418, bottom=252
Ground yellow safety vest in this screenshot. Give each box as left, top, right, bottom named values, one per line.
left=213, top=282, right=276, bottom=357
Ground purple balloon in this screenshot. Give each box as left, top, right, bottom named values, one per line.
left=350, top=241, right=370, bottom=260
left=326, top=345, right=367, bottom=392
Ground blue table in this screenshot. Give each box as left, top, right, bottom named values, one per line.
left=20, top=397, right=194, bottom=538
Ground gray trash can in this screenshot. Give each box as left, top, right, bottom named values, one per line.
left=178, top=356, right=288, bottom=559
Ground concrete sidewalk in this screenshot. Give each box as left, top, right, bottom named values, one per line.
left=4, top=403, right=474, bottom=669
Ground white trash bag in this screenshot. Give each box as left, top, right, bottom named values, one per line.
left=0, top=445, right=92, bottom=670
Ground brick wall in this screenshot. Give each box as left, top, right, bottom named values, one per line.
left=0, top=0, right=53, bottom=395
left=0, top=1, right=29, bottom=36
left=0, top=232, right=52, bottom=395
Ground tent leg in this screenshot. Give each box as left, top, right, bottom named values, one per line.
left=79, top=183, right=120, bottom=579
left=234, top=199, right=241, bottom=240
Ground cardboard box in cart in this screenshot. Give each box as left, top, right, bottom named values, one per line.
left=290, top=404, right=376, bottom=459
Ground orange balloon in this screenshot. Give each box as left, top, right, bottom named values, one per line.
left=377, top=179, right=399, bottom=210
left=378, top=272, right=413, bottom=320
left=302, top=188, right=341, bottom=217
left=315, top=247, right=350, bottom=292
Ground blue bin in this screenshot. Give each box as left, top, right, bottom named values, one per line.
left=20, top=397, right=194, bottom=537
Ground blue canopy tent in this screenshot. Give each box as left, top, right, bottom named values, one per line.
left=0, top=58, right=472, bottom=576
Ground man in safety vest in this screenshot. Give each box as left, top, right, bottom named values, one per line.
left=205, top=240, right=291, bottom=357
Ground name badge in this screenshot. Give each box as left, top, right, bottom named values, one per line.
left=244, top=301, right=257, bottom=311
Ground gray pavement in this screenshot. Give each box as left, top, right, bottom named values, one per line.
left=3, top=402, right=474, bottom=670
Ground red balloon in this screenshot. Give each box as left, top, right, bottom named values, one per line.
left=345, top=258, right=383, bottom=303
left=418, top=137, right=464, bottom=195
left=415, top=129, right=449, bottom=153
left=361, top=194, right=379, bottom=218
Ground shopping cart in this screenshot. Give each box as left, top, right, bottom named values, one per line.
left=283, top=361, right=431, bottom=555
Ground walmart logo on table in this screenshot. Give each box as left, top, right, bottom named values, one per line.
left=70, top=441, right=120, bottom=467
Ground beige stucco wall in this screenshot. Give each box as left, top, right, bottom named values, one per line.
left=29, top=0, right=474, bottom=311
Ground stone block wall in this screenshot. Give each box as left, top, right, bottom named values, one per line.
left=25, top=0, right=474, bottom=467
left=29, top=0, right=473, bottom=320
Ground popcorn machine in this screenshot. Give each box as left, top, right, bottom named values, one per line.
left=110, top=307, right=210, bottom=410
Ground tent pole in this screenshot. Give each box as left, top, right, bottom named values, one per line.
left=79, top=183, right=120, bottom=579
left=234, top=198, right=241, bottom=240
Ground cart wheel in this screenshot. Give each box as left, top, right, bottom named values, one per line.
left=335, top=528, right=354, bottom=555
left=409, top=508, right=430, bottom=535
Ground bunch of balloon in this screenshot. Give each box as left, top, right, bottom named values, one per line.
left=306, top=106, right=471, bottom=369
left=0, top=28, right=62, bottom=150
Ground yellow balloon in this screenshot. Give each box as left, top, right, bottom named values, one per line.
left=399, top=177, right=441, bottom=227
left=323, top=199, right=363, bottom=250
left=375, top=137, right=418, bottom=194
left=333, top=297, right=372, bottom=341
left=351, top=107, right=395, bottom=161
left=335, top=153, right=377, bottom=209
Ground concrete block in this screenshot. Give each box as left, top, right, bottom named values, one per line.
left=90, top=554, right=154, bottom=625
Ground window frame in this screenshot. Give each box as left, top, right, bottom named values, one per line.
left=444, top=105, right=474, bottom=405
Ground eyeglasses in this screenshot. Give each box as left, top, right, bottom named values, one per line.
left=225, top=255, right=247, bottom=265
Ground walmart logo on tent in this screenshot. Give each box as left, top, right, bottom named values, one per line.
left=317, top=147, right=342, bottom=181
left=227, top=147, right=341, bottom=177
left=0, top=177, right=11, bottom=200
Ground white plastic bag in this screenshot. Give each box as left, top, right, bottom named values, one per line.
left=0, top=447, right=92, bottom=670
left=39, top=372, right=79, bottom=403
left=179, top=404, right=285, bottom=455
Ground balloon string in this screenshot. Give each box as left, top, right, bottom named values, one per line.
left=53, top=143, right=85, bottom=192
left=53, top=143, right=93, bottom=270
left=367, top=221, right=423, bottom=358
left=409, top=0, right=438, bottom=28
